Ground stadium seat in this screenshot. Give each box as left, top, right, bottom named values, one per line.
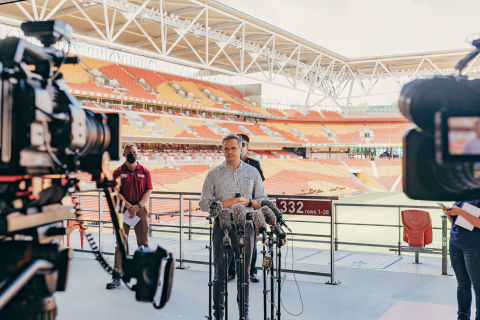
left=66, top=219, right=85, bottom=249
left=401, top=210, right=432, bottom=247
left=400, top=210, right=433, bottom=263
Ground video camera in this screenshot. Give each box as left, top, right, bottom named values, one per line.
left=399, top=38, right=480, bottom=200
left=0, top=20, right=173, bottom=319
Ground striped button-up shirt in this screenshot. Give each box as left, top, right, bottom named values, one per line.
left=199, top=160, right=267, bottom=213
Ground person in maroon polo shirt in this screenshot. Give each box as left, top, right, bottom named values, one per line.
left=106, top=142, right=153, bottom=289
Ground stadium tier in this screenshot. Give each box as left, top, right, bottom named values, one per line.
left=79, top=155, right=400, bottom=197
left=62, top=56, right=407, bottom=197
left=113, top=109, right=408, bottom=146
left=61, top=57, right=264, bottom=115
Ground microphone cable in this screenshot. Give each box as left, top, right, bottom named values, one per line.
left=279, top=231, right=305, bottom=317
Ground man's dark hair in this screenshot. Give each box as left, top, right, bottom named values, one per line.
left=237, top=133, right=250, bottom=144
left=222, top=134, right=242, bottom=147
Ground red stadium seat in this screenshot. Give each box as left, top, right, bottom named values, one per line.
left=401, top=210, right=432, bottom=247
left=66, top=220, right=85, bottom=249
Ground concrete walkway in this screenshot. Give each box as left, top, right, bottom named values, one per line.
left=54, top=248, right=461, bottom=320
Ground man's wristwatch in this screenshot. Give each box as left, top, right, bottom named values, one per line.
left=138, top=203, right=143, bottom=209
left=247, top=199, right=252, bottom=207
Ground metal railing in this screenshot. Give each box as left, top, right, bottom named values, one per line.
left=69, top=191, right=450, bottom=280
left=70, top=191, right=339, bottom=282
left=334, top=202, right=449, bottom=275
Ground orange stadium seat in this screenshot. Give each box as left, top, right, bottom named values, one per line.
left=122, top=65, right=165, bottom=90
left=99, top=64, right=156, bottom=100
left=322, top=111, right=344, bottom=119
left=266, top=109, right=287, bottom=117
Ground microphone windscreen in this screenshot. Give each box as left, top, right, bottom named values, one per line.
left=218, top=208, right=232, bottom=232
left=209, top=201, right=223, bottom=219
left=260, top=199, right=282, bottom=219
left=232, top=204, right=246, bottom=231
left=252, top=209, right=266, bottom=232
left=260, top=206, right=276, bottom=225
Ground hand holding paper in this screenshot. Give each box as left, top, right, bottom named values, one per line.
left=124, top=211, right=140, bottom=228
left=454, top=203, right=480, bottom=231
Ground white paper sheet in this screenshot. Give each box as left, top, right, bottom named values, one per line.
left=123, top=211, right=140, bottom=228
left=455, top=203, right=480, bottom=231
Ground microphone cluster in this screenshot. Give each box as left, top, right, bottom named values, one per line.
left=260, top=199, right=292, bottom=232
left=215, top=201, right=291, bottom=245
left=256, top=204, right=288, bottom=241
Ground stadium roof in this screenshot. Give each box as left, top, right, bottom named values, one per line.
left=1, top=0, right=479, bottom=106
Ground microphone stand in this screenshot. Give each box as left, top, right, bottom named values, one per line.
left=268, top=229, right=275, bottom=320
left=276, top=236, right=283, bottom=320
left=238, top=228, right=246, bottom=320
left=261, top=231, right=269, bottom=320
left=205, top=216, right=213, bottom=320
left=223, top=233, right=231, bottom=320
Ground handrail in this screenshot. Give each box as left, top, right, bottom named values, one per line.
left=68, top=190, right=449, bottom=278
left=69, top=190, right=338, bottom=281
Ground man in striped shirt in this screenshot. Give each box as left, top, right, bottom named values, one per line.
left=200, top=134, right=267, bottom=320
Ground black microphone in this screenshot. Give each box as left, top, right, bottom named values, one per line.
left=218, top=208, right=232, bottom=248
left=259, top=205, right=286, bottom=239
left=252, top=209, right=267, bottom=235
left=232, top=204, right=247, bottom=234
left=259, top=206, right=276, bottom=225
left=260, top=200, right=292, bottom=232
left=208, top=201, right=223, bottom=220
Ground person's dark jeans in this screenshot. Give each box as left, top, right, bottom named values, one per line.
left=250, top=231, right=258, bottom=276
left=228, top=247, right=235, bottom=278
left=450, top=241, right=480, bottom=320
left=213, top=220, right=254, bottom=319
left=229, top=226, right=258, bottom=277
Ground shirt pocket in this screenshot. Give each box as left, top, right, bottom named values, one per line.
left=238, top=178, right=254, bottom=198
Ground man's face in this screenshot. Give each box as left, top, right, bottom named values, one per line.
left=241, top=140, right=249, bottom=152
left=124, top=146, right=138, bottom=158
left=223, top=138, right=241, bottom=163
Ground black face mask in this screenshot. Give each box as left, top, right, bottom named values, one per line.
left=126, top=153, right=137, bottom=164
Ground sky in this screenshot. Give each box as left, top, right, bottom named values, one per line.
left=212, top=0, right=480, bottom=108
left=218, top=0, right=480, bottom=58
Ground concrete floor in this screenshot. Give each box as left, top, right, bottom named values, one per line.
left=54, top=251, right=461, bottom=320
